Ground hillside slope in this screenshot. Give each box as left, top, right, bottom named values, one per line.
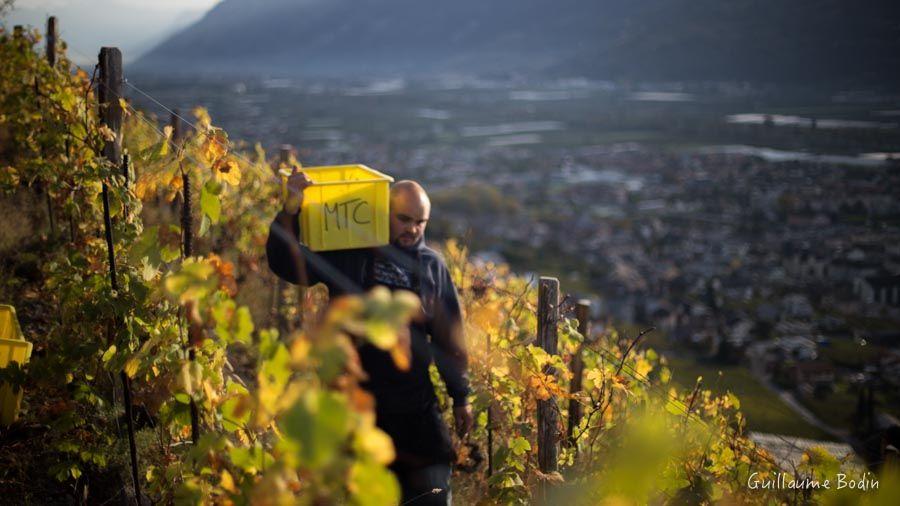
left=135, top=0, right=900, bottom=87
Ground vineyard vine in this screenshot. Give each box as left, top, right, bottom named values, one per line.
left=1, top=24, right=898, bottom=505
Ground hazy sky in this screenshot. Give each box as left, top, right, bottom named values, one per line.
left=5, top=0, right=222, bottom=63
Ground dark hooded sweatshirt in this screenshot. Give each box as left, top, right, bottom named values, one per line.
left=266, top=210, right=470, bottom=466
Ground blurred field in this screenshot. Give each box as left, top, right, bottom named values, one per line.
left=665, top=355, right=833, bottom=440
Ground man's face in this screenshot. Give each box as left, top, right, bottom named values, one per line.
left=389, top=190, right=430, bottom=248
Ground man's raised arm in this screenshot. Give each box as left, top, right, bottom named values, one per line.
left=266, top=166, right=315, bottom=286
left=266, top=168, right=361, bottom=293
left=266, top=209, right=309, bottom=285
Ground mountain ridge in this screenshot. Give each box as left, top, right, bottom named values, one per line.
left=135, top=0, right=900, bottom=87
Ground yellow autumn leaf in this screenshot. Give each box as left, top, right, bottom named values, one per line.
left=98, top=124, right=116, bottom=141
left=179, top=362, right=193, bottom=396
left=213, top=157, right=241, bottom=186
left=390, top=345, right=410, bottom=371
left=166, top=172, right=184, bottom=201
left=0, top=166, right=20, bottom=186
left=118, top=98, right=131, bottom=117
left=633, top=356, right=652, bottom=378
left=201, top=130, right=228, bottom=164
left=471, top=304, right=503, bottom=330
left=290, top=337, right=311, bottom=364
left=220, top=469, right=236, bottom=493
left=234, top=428, right=250, bottom=446
left=124, top=357, right=140, bottom=378
left=203, top=380, right=220, bottom=404
left=354, top=425, right=395, bottom=465
left=133, top=176, right=153, bottom=200
left=193, top=106, right=212, bottom=130
left=362, top=321, right=397, bottom=350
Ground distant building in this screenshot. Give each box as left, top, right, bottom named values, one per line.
left=790, top=361, right=836, bottom=396
left=856, top=273, right=900, bottom=306
left=785, top=251, right=828, bottom=281
left=881, top=350, right=900, bottom=388
left=774, top=336, right=818, bottom=362
left=829, top=248, right=881, bottom=282
left=781, top=294, right=814, bottom=320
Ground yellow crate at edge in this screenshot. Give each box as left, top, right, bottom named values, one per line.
left=0, top=305, right=32, bottom=426
left=0, top=304, right=23, bottom=341
left=289, top=164, right=394, bottom=252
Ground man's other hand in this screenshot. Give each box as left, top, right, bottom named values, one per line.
left=453, top=404, right=473, bottom=438
left=282, top=164, right=313, bottom=214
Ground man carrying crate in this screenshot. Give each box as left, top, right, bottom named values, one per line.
left=266, top=167, right=473, bottom=505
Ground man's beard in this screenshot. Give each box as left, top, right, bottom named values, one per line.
left=394, top=233, right=420, bottom=247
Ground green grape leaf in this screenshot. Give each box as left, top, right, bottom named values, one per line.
left=200, top=182, right=220, bottom=224
left=510, top=436, right=531, bottom=456
left=279, top=391, right=351, bottom=469
left=349, top=460, right=400, bottom=506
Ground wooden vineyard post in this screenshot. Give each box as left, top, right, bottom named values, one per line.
left=176, top=109, right=201, bottom=445
left=536, top=276, right=560, bottom=497
left=43, top=17, right=59, bottom=238
left=98, top=46, right=143, bottom=505
left=567, top=300, right=591, bottom=453
left=279, top=145, right=292, bottom=168
left=98, top=48, right=124, bottom=175
left=181, top=149, right=194, bottom=260
left=46, top=16, right=57, bottom=67
left=65, top=137, right=76, bottom=243
left=485, top=326, right=494, bottom=478
left=122, top=154, right=131, bottom=186
left=166, top=110, right=181, bottom=212
left=170, top=109, right=181, bottom=143
left=273, top=145, right=291, bottom=332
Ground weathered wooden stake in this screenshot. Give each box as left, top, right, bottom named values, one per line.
left=99, top=46, right=142, bottom=506
left=567, top=300, right=591, bottom=451
left=273, top=145, right=292, bottom=332
left=170, top=109, right=181, bottom=143
left=176, top=112, right=201, bottom=445
left=98, top=48, right=124, bottom=163
left=45, top=184, right=56, bottom=237
left=164, top=110, right=181, bottom=211
left=46, top=17, right=57, bottom=67
left=536, top=276, right=560, bottom=496
left=486, top=328, right=494, bottom=478
left=122, top=154, right=131, bottom=188
left=64, top=137, right=77, bottom=243
left=43, top=17, right=58, bottom=238
left=181, top=168, right=193, bottom=258
left=279, top=145, right=292, bottom=165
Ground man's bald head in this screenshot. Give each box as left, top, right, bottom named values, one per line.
left=391, top=180, right=430, bottom=205
left=389, top=180, right=431, bottom=248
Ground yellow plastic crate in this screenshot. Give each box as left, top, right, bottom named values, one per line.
left=0, top=305, right=31, bottom=426
left=294, top=164, right=394, bottom=251
left=0, top=304, right=23, bottom=341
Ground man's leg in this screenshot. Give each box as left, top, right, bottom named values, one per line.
left=397, top=463, right=452, bottom=506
